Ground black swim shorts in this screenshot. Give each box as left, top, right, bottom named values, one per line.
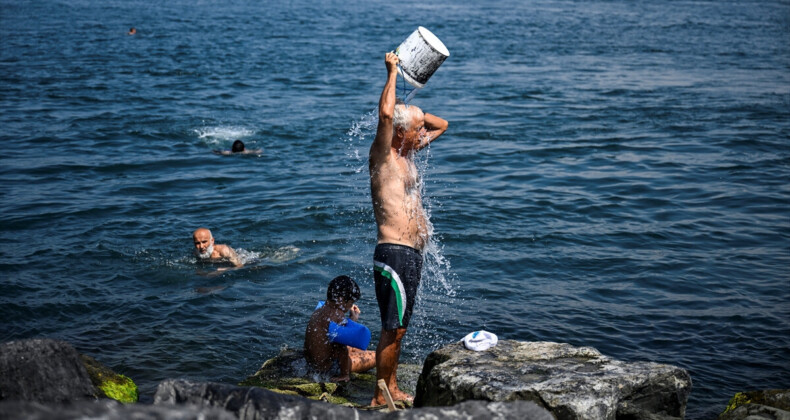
left=373, top=243, right=423, bottom=330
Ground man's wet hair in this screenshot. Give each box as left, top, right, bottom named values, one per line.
left=327, top=275, right=361, bottom=303
left=231, top=140, right=245, bottom=153
left=393, top=101, right=423, bottom=131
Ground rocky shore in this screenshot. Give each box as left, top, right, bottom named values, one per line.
left=1, top=338, right=787, bottom=419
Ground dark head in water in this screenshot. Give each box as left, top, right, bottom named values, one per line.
left=232, top=140, right=245, bottom=153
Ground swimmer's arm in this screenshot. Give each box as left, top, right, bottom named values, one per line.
left=213, top=150, right=232, bottom=155
left=221, top=246, right=243, bottom=267
left=370, top=52, right=399, bottom=164
left=416, top=113, right=449, bottom=150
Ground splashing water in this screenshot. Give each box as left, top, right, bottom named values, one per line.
left=194, top=125, right=256, bottom=146
left=235, top=246, right=301, bottom=266
left=403, top=86, right=421, bottom=104
left=344, top=109, right=378, bottom=172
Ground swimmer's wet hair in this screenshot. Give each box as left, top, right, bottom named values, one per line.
left=232, top=140, right=245, bottom=153
left=327, top=275, right=361, bottom=303
left=393, top=101, right=423, bottom=131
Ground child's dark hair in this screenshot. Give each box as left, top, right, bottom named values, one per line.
left=231, top=140, right=245, bottom=153
left=327, top=275, right=361, bottom=303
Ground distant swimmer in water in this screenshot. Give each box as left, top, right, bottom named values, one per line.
left=304, top=275, right=376, bottom=382
left=213, top=140, right=262, bottom=156
left=192, top=227, right=243, bottom=267
left=368, top=52, right=448, bottom=406
left=128, top=27, right=136, bottom=35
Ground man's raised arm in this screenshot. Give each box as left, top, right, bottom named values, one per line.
left=370, top=52, right=400, bottom=163
left=417, top=113, right=449, bottom=150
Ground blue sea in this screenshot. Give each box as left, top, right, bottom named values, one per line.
left=1, top=0, right=789, bottom=417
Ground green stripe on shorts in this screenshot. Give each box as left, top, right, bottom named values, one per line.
left=374, top=263, right=404, bottom=326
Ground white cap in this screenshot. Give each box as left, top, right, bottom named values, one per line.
left=462, top=330, right=498, bottom=351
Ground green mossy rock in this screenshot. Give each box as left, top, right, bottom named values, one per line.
left=239, top=348, right=420, bottom=408
left=80, top=355, right=138, bottom=403
left=721, top=389, right=790, bottom=414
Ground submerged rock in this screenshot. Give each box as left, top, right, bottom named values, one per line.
left=415, top=340, right=691, bottom=420
left=155, top=378, right=553, bottom=419
left=0, top=338, right=98, bottom=402
left=719, top=389, right=790, bottom=420
left=238, top=347, right=420, bottom=408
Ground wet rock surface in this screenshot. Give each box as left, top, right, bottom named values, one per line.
left=154, top=378, right=554, bottom=420
left=238, top=347, right=421, bottom=407
left=415, top=340, right=692, bottom=420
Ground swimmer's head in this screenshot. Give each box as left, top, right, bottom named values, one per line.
left=393, top=102, right=425, bottom=150
left=192, top=227, right=215, bottom=258
left=231, top=140, right=245, bottom=153
left=327, top=275, right=361, bottom=307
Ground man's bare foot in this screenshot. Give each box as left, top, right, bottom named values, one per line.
left=390, top=389, right=413, bottom=403
left=370, top=389, right=413, bottom=407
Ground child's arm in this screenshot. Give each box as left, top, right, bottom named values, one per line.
left=330, top=344, right=351, bottom=382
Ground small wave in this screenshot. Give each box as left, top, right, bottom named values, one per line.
left=194, top=126, right=256, bottom=145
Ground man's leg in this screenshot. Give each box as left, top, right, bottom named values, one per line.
left=371, top=327, right=410, bottom=405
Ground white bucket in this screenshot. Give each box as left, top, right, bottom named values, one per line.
left=395, top=27, right=450, bottom=89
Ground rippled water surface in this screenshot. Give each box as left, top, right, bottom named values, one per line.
left=1, top=1, right=789, bottom=417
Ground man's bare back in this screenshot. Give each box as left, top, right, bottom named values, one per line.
left=304, top=304, right=346, bottom=372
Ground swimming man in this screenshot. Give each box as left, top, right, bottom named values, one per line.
left=213, top=140, right=262, bottom=155
left=304, top=275, right=376, bottom=382
left=192, top=227, right=243, bottom=267
left=369, top=52, right=448, bottom=405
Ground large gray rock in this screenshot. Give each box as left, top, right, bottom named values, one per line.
left=154, top=378, right=554, bottom=420
left=0, top=399, right=236, bottom=420
left=0, top=339, right=98, bottom=403
left=414, top=340, right=691, bottom=420
left=390, top=400, right=555, bottom=420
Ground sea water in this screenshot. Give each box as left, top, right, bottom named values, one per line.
left=1, top=1, right=789, bottom=418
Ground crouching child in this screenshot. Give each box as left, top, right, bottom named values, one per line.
left=304, top=275, right=376, bottom=382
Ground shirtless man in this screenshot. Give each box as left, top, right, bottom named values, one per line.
left=192, top=227, right=243, bottom=267
left=304, top=275, right=376, bottom=382
left=369, top=52, right=448, bottom=405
